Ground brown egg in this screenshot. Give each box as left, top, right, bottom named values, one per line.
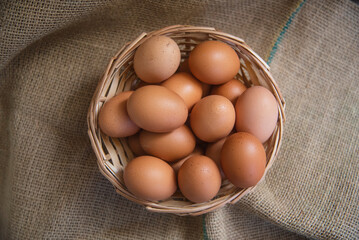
left=178, top=59, right=211, bottom=97
left=127, top=85, right=188, bottom=133
left=124, top=156, right=177, bottom=201
left=161, top=72, right=203, bottom=110
left=235, top=86, right=278, bottom=143
left=221, top=132, right=266, bottom=188
left=190, top=95, right=235, bottom=142
left=98, top=91, right=139, bottom=138
left=188, top=40, right=240, bottom=85
left=134, top=35, right=181, bottom=83
left=171, top=146, right=204, bottom=174
left=128, top=132, right=146, bottom=156
left=139, top=125, right=196, bottom=162
left=178, top=155, right=221, bottom=203
left=205, top=137, right=227, bottom=179
left=211, top=79, right=247, bottom=104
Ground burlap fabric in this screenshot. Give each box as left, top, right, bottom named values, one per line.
left=1, top=0, right=358, bottom=239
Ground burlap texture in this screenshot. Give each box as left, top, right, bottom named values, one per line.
left=0, top=0, right=358, bottom=239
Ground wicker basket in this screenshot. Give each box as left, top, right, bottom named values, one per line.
left=87, top=25, right=285, bottom=216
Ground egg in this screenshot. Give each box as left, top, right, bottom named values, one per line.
left=161, top=72, right=203, bottom=109
left=127, top=85, right=188, bottom=133
left=133, top=35, right=181, bottom=83
left=205, top=137, right=227, bottom=179
left=235, top=86, right=278, bottom=143
left=171, top=146, right=204, bottom=174
left=128, top=133, right=146, bottom=156
left=188, top=40, right=240, bottom=85
left=211, top=79, right=247, bottom=105
left=124, top=156, right=177, bottom=201
left=190, top=95, right=235, bottom=142
left=178, top=155, right=221, bottom=203
left=98, top=91, right=140, bottom=138
left=220, top=132, right=266, bottom=188
left=139, top=125, right=196, bottom=162
left=178, top=60, right=211, bottom=97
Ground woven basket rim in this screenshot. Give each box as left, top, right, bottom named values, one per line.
left=87, top=25, right=285, bottom=216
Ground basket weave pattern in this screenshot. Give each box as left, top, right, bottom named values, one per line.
left=87, top=25, right=285, bottom=216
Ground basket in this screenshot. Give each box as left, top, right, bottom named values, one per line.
left=87, top=25, right=286, bottom=216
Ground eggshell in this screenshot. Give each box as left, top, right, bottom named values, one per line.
left=190, top=95, right=235, bottom=142
left=178, top=59, right=211, bottom=97
left=171, top=146, right=204, bottom=174
left=128, top=132, right=146, bottom=156
left=188, top=40, right=240, bottom=85
left=98, top=91, right=139, bottom=138
left=205, top=137, right=227, bottom=179
left=178, top=155, right=221, bottom=203
left=235, top=86, right=278, bottom=143
left=220, top=132, right=266, bottom=188
left=133, top=35, right=181, bottom=83
left=211, top=79, right=247, bottom=104
left=124, top=156, right=177, bottom=201
left=139, top=125, right=196, bottom=162
left=161, top=72, right=203, bottom=109
left=127, top=85, right=188, bottom=133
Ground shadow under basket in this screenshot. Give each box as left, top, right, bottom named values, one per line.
left=87, top=25, right=286, bottom=216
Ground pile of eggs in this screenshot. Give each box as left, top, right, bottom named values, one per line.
left=98, top=35, right=278, bottom=203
